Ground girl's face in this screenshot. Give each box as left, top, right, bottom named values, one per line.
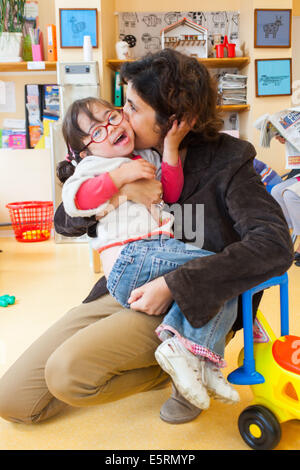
left=123, top=81, right=162, bottom=150
left=78, top=102, right=135, bottom=158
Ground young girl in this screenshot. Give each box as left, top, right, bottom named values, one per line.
left=57, top=97, right=239, bottom=410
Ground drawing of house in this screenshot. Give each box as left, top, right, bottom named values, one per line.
left=161, top=17, right=208, bottom=58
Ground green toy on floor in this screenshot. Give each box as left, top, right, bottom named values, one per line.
left=0, top=295, right=15, bottom=307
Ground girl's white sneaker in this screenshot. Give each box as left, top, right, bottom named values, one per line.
left=155, top=337, right=210, bottom=410
left=204, top=361, right=240, bottom=404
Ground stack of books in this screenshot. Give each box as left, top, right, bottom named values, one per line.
left=218, top=73, right=247, bottom=105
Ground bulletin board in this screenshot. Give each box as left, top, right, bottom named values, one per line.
left=117, top=11, right=240, bottom=58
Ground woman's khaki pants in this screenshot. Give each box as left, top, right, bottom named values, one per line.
left=0, top=294, right=169, bottom=424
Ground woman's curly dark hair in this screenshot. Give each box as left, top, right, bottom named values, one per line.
left=120, top=49, right=223, bottom=148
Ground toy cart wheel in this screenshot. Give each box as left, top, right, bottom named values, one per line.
left=238, top=405, right=281, bottom=450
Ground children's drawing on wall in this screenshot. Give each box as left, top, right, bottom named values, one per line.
left=263, top=16, right=283, bottom=39
left=70, top=16, right=86, bottom=37
left=255, top=59, right=292, bottom=97
left=141, top=33, right=161, bottom=51
left=254, top=9, right=291, bottom=47
left=117, top=11, right=239, bottom=59
left=121, top=12, right=139, bottom=28
left=259, top=74, right=289, bottom=87
left=187, top=12, right=207, bottom=26
left=59, top=9, right=98, bottom=48
left=142, top=14, right=162, bottom=28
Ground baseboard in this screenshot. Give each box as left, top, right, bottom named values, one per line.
left=0, top=226, right=14, bottom=237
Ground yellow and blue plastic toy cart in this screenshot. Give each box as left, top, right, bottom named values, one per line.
left=228, top=273, right=300, bottom=450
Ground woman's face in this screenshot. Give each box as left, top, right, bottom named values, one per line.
left=123, top=81, right=162, bottom=150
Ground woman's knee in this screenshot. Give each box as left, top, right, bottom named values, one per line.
left=0, top=376, right=32, bottom=424
left=44, top=347, right=81, bottom=407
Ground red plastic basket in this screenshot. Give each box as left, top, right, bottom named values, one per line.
left=6, top=201, right=54, bottom=243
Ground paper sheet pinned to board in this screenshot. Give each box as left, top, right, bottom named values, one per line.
left=0, top=82, right=16, bottom=113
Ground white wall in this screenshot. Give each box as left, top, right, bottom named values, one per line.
left=0, top=149, right=52, bottom=224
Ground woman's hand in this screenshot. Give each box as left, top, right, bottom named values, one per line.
left=110, top=159, right=156, bottom=188
left=120, top=178, right=163, bottom=209
left=128, top=276, right=174, bottom=316
left=96, top=176, right=163, bottom=221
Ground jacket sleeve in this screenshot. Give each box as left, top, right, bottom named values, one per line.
left=164, top=156, right=294, bottom=329
left=54, top=202, right=97, bottom=238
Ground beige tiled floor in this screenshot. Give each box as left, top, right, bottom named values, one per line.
left=0, top=236, right=299, bottom=450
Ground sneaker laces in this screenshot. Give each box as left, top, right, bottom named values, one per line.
left=172, top=337, right=208, bottom=387
left=207, top=362, right=229, bottom=386
left=197, top=358, right=207, bottom=386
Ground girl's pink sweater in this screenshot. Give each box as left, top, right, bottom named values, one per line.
left=75, top=155, right=184, bottom=209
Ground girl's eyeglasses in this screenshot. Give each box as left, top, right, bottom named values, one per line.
left=80, top=109, right=124, bottom=152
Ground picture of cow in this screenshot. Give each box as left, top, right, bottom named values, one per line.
left=263, top=16, right=282, bottom=39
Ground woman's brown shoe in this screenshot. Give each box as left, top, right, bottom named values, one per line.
left=159, top=383, right=203, bottom=424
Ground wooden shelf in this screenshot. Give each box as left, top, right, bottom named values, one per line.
left=106, top=59, right=135, bottom=71
left=107, top=57, right=250, bottom=71
left=0, top=61, right=57, bottom=72
left=199, top=57, right=250, bottom=69
left=217, top=104, right=250, bottom=113
left=116, top=104, right=249, bottom=112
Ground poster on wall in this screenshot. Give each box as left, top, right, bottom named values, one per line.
left=117, top=11, right=239, bottom=58
left=59, top=8, right=98, bottom=48
left=254, top=9, right=291, bottom=48
left=255, top=58, right=292, bottom=97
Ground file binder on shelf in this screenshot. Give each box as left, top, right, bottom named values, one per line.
left=46, top=24, right=57, bottom=62
left=114, top=71, right=123, bottom=107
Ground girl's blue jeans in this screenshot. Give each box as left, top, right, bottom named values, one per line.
left=107, top=236, right=237, bottom=360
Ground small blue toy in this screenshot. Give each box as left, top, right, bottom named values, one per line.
left=0, top=295, right=16, bottom=307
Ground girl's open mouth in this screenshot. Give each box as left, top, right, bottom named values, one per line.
left=113, top=132, right=129, bottom=145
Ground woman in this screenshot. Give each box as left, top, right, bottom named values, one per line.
left=0, top=50, right=293, bottom=425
